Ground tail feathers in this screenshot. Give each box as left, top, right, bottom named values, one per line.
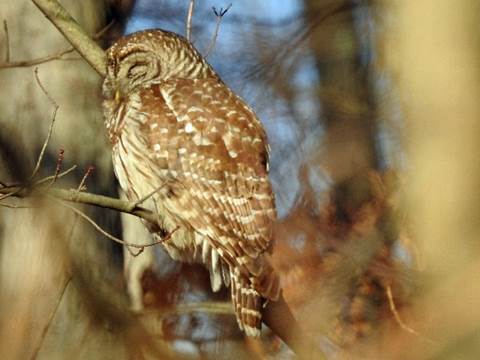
left=199, top=239, right=230, bottom=293
left=208, top=258, right=230, bottom=293
left=230, top=268, right=263, bottom=337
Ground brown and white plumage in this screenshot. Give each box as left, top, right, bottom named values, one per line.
left=102, top=29, right=280, bottom=337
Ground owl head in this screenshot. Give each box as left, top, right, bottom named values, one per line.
left=103, top=29, right=217, bottom=100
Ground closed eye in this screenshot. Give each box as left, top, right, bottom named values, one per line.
left=127, top=63, right=148, bottom=79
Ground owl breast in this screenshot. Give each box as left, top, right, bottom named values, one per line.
left=103, top=50, right=280, bottom=336
left=106, top=87, right=228, bottom=291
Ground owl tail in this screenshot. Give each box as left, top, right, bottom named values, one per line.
left=230, top=268, right=263, bottom=337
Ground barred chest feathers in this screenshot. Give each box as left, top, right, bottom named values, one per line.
left=102, top=29, right=280, bottom=338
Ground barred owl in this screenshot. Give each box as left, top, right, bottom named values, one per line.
left=102, top=29, right=280, bottom=337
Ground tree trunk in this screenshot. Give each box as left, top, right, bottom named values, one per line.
left=0, top=1, right=142, bottom=358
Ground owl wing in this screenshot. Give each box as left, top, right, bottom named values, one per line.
left=136, top=78, right=277, bottom=295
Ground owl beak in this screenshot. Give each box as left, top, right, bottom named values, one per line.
left=115, top=89, right=121, bottom=103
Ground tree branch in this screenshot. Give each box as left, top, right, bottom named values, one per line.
left=0, top=185, right=157, bottom=224
left=54, top=199, right=178, bottom=256
left=30, top=0, right=106, bottom=76
left=141, top=301, right=234, bottom=317
left=30, top=276, right=72, bottom=359
left=0, top=20, right=114, bottom=70
left=0, top=48, right=76, bottom=69
left=185, top=0, right=195, bottom=41
left=204, top=4, right=232, bottom=58
left=31, top=67, right=58, bottom=180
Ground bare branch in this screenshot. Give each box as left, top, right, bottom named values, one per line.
left=186, top=0, right=195, bottom=41
left=30, top=0, right=106, bottom=76
left=55, top=199, right=178, bottom=256
left=30, top=276, right=72, bottom=359
left=3, top=20, right=10, bottom=62
left=0, top=20, right=113, bottom=70
left=204, top=3, right=232, bottom=58
left=0, top=182, right=158, bottom=224
left=31, top=67, right=59, bottom=180
left=92, top=19, right=115, bottom=41
left=57, top=200, right=133, bottom=247
left=131, top=182, right=167, bottom=208
left=48, top=148, right=64, bottom=187
left=0, top=187, right=21, bottom=201
left=386, top=284, right=424, bottom=338
left=0, top=178, right=178, bottom=247
left=77, top=165, right=94, bottom=191
left=53, top=188, right=158, bottom=223
left=0, top=48, right=75, bottom=69
left=141, top=301, right=234, bottom=317
left=0, top=202, right=34, bottom=209
left=34, top=165, right=77, bottom=186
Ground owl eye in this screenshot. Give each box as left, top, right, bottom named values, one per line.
left=127, top=63, right=147, bottom=79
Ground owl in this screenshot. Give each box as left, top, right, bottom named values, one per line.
left=102, top=29, right=280, bottom=337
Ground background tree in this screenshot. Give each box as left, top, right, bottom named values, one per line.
left=0, top=1, right=144, bottom=359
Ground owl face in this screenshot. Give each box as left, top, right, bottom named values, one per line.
left=103, top=29, right=216, bottom=101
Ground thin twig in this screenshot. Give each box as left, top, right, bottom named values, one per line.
left=0, top=20, right=113, bottom=70
left=3, top=20, right=10, bottom=62
left=31, top=208, right=79, bottom=358
left=56, top=199, right=178, bottom=256
left=386, top=285, right=422, bottom=337
left=186, top=0, right=195, bottom=41
left=34, top=165, right=77, bottom=186
left=0, top=183, right=176, bottom=252
left=30, top=67, right=59, bottom=181
left=92, top=19, right=115, bottom=40
left=30, top=276, right=72, bottom=360
left=0, top=202, right=34, bottom=209
left=30, top=0, right=106, bottom=76
left=131, top=182, right=167, bottom=209
left=0, top=48, right=75, bottom=69
left=204, top=3, right=232, bottom=58
left=77, top=165, right=94, bottom=191
left=34, top=67, right=59, bottom=108
left=0, top=187, right=22, bottom=201
left=48, top=148, right=64, bottom=187
left=0, top=185, right=159, bottom=224
left=141, top=301, right=234, bottom=317
left=58, top=199, right=131, bottom=246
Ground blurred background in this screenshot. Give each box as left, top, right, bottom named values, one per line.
left=1, top=0, right=480, bottom=358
